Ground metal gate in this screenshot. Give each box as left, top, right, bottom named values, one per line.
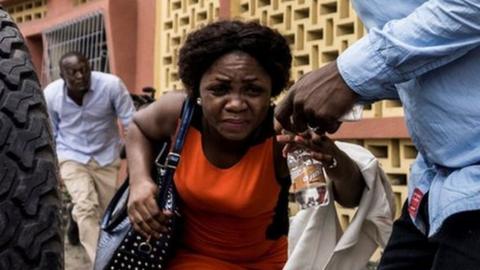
left=41, top=11, right=109, bottom=85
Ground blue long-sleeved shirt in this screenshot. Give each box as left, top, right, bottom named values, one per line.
left=337, top=0, right=480, bottom=236
left=44, top=71, right=135, bottom=166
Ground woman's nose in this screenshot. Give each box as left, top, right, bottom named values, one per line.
left=225, top=95, right=247, bottom=111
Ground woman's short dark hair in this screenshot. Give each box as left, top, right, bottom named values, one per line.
left=179, top=20, right=292, bottom=98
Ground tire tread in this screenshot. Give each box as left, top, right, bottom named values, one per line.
left=0, top=8, right=63, bottom=270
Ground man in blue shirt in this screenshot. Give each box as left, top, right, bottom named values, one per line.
left=44, top=52, right=135, bottom=263
left=276, top=0, right=480, bottom=269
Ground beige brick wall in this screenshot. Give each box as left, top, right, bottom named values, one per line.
left=154, top=0, right=220, bottom=93
left=235, top=0, right=364, bottom=81
left=5, top=0, right=47, bottom=23
left=341, top=139, right=414, bottom=218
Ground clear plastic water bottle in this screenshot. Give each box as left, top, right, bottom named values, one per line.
left=287, top=148, right=329, bottom=209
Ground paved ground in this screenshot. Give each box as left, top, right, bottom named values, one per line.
left=65, top=238, right=91, bottom=270
left=62, top=190, right=91, bottom=270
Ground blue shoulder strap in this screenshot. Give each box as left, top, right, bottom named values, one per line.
left=157, top=98, right=195, bottom=206
left=163, top=98, right=194, bottom=170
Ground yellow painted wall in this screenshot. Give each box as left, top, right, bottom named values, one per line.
left=5, top=0, right=47, bottom=23
left=154, top=0, right=220, bottom=94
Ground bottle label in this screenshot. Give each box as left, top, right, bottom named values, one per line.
left=287, top=150, right=330, bottom=209
left=291, top=164, right=326, bottom=192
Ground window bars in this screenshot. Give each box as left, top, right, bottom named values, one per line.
left=41, top=11, right=109, bottom=85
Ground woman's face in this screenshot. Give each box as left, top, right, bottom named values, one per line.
left=198, top=51, right=272, bottom=142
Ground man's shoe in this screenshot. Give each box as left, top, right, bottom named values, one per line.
left=66, top=203, right=80, bottom=246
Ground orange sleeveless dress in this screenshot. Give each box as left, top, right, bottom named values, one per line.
left=169, top=127, right=287, bottom=269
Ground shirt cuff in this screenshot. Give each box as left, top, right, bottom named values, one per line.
left=337, top=34, right=397, bottom=102
left=121, top=120, right=131, bottom=131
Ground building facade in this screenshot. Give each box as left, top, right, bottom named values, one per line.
left=1, top=0, right=156, bottom=93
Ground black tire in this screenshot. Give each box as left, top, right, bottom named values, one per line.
left=0, top=8, right=63, bottom=270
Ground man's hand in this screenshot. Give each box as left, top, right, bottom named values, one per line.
left=275, top=61, right=358, bottom=134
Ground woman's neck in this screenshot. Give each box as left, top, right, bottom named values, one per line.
left=201, top=119, right=251, bottom=169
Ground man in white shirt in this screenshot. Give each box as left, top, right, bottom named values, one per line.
left=44, top=51, right=135, bottom=263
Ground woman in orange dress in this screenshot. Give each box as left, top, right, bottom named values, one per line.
left=125, top=20, right=365, bottom=269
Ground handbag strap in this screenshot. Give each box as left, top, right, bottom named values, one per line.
left=166, top=97, right=195, bottom=170
left=156, top=98, right=195, bottom=207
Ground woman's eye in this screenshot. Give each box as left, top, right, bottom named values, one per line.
left=245, top=86, right=264, bottom=96
left=209, top=86, right=228, bottom=96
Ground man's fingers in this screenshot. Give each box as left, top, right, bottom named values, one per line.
left=311, top=152, right=335, bottom=165
left=325, top=121, right=342, bottom=134
left=310, top=133, right=330, bottom=144
left=292, top=100, right=308, bottom=132
left=277, top=61, right=358, bottom=136
left=311, top=133, right=339, bottom=152
left=274, top=90, right=295, bottom=131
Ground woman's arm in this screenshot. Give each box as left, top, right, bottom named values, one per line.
left=126, top=91, right=186, bottom=238
left=316, top=136, right=365, bottom=208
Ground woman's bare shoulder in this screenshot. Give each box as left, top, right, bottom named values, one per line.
left=133, top=91, right=187, bottom=139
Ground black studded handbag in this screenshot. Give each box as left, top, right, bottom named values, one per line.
left=93, top=98, right=194, bottom=270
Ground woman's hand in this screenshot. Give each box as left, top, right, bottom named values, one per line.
left=127, top=178, right=173, bottom=239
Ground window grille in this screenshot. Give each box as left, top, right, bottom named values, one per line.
left=41, top=11, right=109, bottom=85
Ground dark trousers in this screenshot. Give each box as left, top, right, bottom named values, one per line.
left=378, top=197, right=480, bottom=270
